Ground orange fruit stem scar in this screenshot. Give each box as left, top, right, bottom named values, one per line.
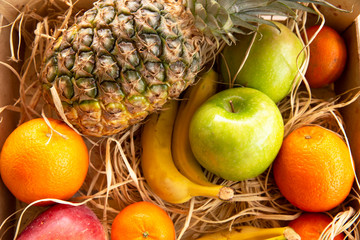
left=143, top=231, right=149, bottom=238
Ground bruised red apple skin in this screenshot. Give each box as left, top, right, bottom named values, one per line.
left=17, top=204, right=106, bottom=240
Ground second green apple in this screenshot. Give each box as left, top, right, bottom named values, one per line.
left=189, top=87, right=284, bottom=181
left=220, top=22, right=305, bottom=103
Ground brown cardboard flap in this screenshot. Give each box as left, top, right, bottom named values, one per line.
left=319, top=0, right=360, bottom=32
left=335, top=16, right=360, bottom=179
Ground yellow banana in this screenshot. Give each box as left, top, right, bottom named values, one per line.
left=172, top=69, right=218, bottom=186
left=195, top=226, right=301, bottom=240
left=141, top=100, right=234, bottom=204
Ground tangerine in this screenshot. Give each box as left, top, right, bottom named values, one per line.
left=111, top=201, right=176, bottom=240
left=0, top=118, right=89, bottom=205
left=305, top=25, right=347, bottom=88
left=273, top=125, right=354, bottom=212
left=289, top=212, right=345, bottom=240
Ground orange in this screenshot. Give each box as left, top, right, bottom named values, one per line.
left=111, top=201, right=176, bottom=240
left=273, top=125, right=354, bottom=212
left=289, top=213, right=345, bottom=240
left=0, top=118, right=89, bottom=205
left=305, top=25, right=347, bottom=88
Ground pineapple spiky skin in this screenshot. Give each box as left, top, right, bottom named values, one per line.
left=41, top=0, right=333, bottom=137
left=41, top=0, right=204, bottom=136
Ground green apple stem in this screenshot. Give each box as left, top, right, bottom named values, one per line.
left=229, top=100, right=235, bottom=113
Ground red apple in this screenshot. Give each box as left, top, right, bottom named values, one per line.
left=17, top=204, right=106, bottom=240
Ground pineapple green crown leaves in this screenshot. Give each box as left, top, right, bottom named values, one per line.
left=186, top=0, right=347, bottom=45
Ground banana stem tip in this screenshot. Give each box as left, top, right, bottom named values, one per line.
left=284, top=227, right=301, bottom=240
left=219, top=186, right=235, bottom=201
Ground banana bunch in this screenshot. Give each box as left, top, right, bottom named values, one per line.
left=195, top=226, right=301, bottom=240
left=141, top=70, right=234, bottom=204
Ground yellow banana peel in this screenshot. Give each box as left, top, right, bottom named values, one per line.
left=195, top=226, right=301, bottom=240
left=172, top=69, right=219, bottom=186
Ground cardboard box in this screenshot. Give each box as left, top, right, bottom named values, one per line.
left=0, top=0, right=359, bottom=239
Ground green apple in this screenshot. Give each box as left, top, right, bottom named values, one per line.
left=189, top=87, right=284, bottom=181
left=220, top=21, right=305, bottom=103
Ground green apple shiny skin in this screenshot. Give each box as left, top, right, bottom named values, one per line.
left=220, top=22, right=305, bottom=103
left=189, top=87, right=284, bottom=181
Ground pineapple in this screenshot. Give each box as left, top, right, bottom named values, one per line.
left=41, top=0, right=332, bottom=137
